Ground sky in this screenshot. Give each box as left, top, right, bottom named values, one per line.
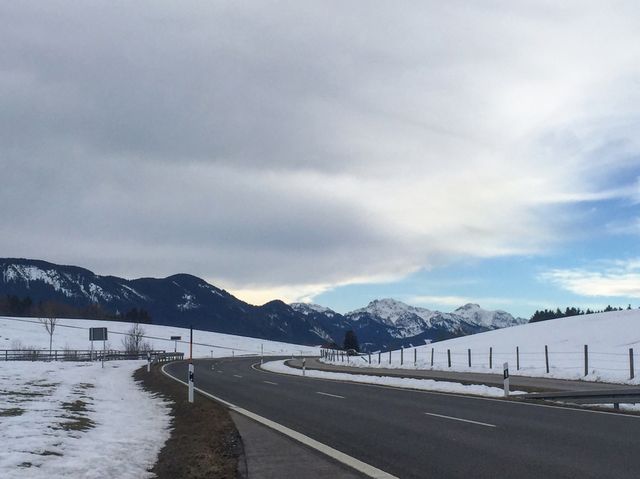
left=1, top=1, right=639, bottom=318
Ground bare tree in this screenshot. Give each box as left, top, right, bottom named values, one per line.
left=39, top=311, right=58, bottom=357
left=122, top=323, right=151, bottom=354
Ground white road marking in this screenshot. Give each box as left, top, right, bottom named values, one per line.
left=425, top=412, right=496, bottom=428
left=233, top=374, right=243, bottom=378
left=316, top=391, right=345, bottom=399
left=217, top=370, right=223, bottom=373
left=162, top=363, right=397, bottom=479
left=263, top=380, right=278, bottom=385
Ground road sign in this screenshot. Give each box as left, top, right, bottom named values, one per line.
left=90, top=327, right=108, bottom=341
left=170, top=336, right=181, bottom=341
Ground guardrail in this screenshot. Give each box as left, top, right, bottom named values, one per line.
left=152, top=352, right=184, bottom=363
left=0, top=349, right=169, bottom=362
left=523, top=388, right=640, bottom=409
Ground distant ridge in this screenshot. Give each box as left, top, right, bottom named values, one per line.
left=1, top=258, right=525, bottom=351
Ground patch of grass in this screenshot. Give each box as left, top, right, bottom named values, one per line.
left=58, top=415, right=95, bottom=432
left=61, top=400, right=89, bottom=414
left=0, top=390, right=46, bottom=397
left=24, top=380, right=60, bottom=388
left=38, top=450, right=63, bottom=457
left=77, top=382, right=94, bottom=390
left=0, top=407, right=24, bottom=417
left=18, top=462, right=33, bottom=468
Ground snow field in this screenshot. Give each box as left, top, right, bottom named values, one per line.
left=0, top=316, right=321, bottom=358
left=321, top=310, right=640, bottom=384
left=0, top=360, right=170, bottom=479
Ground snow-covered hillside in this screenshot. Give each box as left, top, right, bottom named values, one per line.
left=0, top=316, right=321, bottom=357
left=322, top=309, right=640, bottom=384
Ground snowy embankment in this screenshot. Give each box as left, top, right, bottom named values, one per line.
left=322, top=310, right=640, bottom=384
left=262, top=359, right=522, bottom=398
left=0, top=315, right=321, bottom=357
left=0, top=361, right=170, bottom=479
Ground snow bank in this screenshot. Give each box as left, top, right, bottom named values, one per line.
left=262, top=359, right=522, bottom=398
left=321, top=310, right=640, bottom=384
left=0, top=361, right=170, bottom=479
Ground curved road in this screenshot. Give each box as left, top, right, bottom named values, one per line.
left=165, top=358, right=640, bottom=479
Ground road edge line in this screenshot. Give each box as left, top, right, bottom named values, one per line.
left=161, top=362, right=398, bottom=479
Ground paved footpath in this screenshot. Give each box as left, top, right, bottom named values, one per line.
left=288, top=357, right=633, bottom=392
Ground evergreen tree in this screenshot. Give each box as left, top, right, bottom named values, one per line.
left=343, top=330, right=359, bottom=352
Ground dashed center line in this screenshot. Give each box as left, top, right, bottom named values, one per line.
left=263, top=380, right=278, bottom=385
left=424, top=412, right=496, bottom=428
left=316, top=391, right=345, bottom=399
left=233, top=374, right=243, bottom=378
left=217, top=371, right=223, bottom=374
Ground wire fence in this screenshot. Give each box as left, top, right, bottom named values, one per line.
left=320, top=344, right=638, bottom=382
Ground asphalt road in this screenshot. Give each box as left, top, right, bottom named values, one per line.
left=165, top=358, right=640, bottom=479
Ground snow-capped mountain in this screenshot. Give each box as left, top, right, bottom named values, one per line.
left=345, top=298, right=526, bottom=339
left=453, top=303, right=527, bottom=329
left=290, top=303, right=337, bottom=317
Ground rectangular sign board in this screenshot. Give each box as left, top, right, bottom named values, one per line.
left=170, top=336, right=182, bottom=340
left=90, top=327, right=108, bottom=341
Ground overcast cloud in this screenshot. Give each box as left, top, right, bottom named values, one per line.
left=2, top=1, right=640, bottom=304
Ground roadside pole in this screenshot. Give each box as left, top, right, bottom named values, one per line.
left=303, top=358, right=306, bottom=377
left=503, top=362, right=510, bottom=397
left=188, top=326, right=194, bottom=403
left=147, top=351, right=151, bottom=373
left=261, top=344, right=264, bottom=365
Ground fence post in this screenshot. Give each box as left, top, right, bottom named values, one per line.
left=630, top=348, right=635, bottom=380
left=431, top=348, right=434, bottom=368
left=401, top=347, right=404, bottom=365
left=414, top=348, right=417, bottom=365
left=516, top=346, right=520, bottom=371
left=489, top=347, right=493, bottom=369
left=584, top=345, right=588, bottom=377
left=368, top=353, right=371, bottom=364
left=447, top=349, right=451, bottom=368
left=389, top=350, right=392, bottom=364
left=468, top=349, right=471, bottom=368
left=545, top=345, right=549, bottom=374
left=378, top=351, right=381, bottom=364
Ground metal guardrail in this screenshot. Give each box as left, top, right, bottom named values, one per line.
left=152, top=352, right=184, bottom=363
left=523, top=388, right=640, bottom=409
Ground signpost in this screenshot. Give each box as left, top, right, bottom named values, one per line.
left=503, top=362, right=510, bottom=397
left=170, top=335, right=181, bottom=353
left=89, top=327, right=108, bottom=368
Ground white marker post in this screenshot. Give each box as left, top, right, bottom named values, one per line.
left=503, top=362, right=510, bottom=397
left=261, top=344, right=264, bottom=365
left=188, top=326, right=194, bottom=403
left=147, top=351, right=151, bottom=373
left=188, top=363, right=194, bottom=403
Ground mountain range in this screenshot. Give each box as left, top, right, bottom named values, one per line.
left=0, top=258, right=526, bottom=351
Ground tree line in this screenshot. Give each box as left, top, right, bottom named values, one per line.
left=0, top=294, right=152, bottom=324
left=530, top=304, right=636, bottom=323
